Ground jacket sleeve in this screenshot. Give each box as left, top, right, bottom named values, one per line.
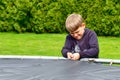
left=80, top=32, right=99, bottom=58
left=61, top=35, right=73, bottom=58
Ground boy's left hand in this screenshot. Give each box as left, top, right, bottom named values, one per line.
left=71, top=53, right=80, bottom=60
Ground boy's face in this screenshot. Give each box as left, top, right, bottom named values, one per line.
left=70, top=23, right=85, bottom=40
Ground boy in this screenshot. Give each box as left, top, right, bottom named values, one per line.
left=61, top=14, right=99, bottom=60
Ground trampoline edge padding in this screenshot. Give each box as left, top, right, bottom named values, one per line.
left=0, top=55, right=66, bottom=59
left=0, top=55, right=120, bottom=64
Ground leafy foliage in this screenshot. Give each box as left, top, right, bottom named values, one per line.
left=0, top=0, right=120, bottom=36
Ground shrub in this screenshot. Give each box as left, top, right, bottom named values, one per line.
left=0, top=0, right=120, bottom=36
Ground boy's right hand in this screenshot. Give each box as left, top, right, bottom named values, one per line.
left=67, top=52, right=74, bottom=59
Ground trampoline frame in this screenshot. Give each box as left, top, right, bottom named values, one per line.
left=1, top=55, right=120, bottom=80
left=0, top=55, right=120, bottom=65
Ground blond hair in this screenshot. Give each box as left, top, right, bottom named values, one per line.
left=65, top=14, right=84, bottom=32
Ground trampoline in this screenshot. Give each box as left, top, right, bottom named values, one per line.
left=0, top=55, right=120, bottom=80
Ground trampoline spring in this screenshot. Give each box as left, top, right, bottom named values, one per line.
left=109, top=61, right=113, bottom=66
left=88, top=58, right=95, bottom=62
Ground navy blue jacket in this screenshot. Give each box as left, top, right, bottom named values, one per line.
left=61, top=28, right=99, bottom=59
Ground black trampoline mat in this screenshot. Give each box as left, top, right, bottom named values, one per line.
left=0, top=58, right=120, bottom=80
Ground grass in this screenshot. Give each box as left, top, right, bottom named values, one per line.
left=0, top=32, right=120, bottom=59
left=99, top=36, right=120, bottom=59
left=0, top=32, right=65, bottom=56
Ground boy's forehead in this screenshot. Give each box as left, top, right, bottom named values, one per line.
left=70, top=27, right=81, bottom=33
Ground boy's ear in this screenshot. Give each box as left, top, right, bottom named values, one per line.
left=82, top=23, right=85, bottom=28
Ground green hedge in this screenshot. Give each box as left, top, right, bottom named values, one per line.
left=0, top=0, right=120, bottom=36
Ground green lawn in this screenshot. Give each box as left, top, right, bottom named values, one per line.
left=0, top=32, right=120, bottom=59
left=99, top=36, right=120, bottom=59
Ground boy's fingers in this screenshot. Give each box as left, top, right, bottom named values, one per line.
left=67, top=52, right=73, bottom=59
left=71, top=53, right=80, bottom=60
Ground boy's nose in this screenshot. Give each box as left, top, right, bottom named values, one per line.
left=73, top=33, right=78, bottom=37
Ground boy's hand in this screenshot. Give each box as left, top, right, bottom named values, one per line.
left=67, top=52, right=80, bottom=60
left=67, top=52, right=74, bottom=59
left=72, top=53, right=80, bottom=60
